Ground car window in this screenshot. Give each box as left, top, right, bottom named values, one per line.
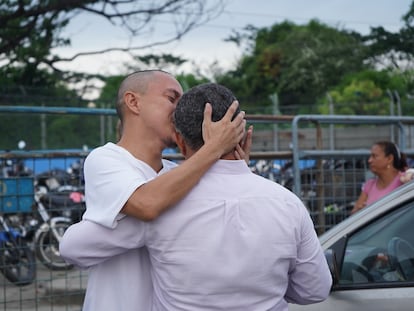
left=339, top=202, right=414, bottom=285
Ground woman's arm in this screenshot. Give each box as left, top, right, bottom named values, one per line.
left=351, top=192, right=368, bottom=214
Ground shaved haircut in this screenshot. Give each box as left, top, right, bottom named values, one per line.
left=115, top=70, right=172, bottom=122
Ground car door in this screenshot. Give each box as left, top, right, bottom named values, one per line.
left=290, top=200, right=414, bottom=311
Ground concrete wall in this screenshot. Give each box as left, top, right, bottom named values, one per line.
left=251, top=125, right=412, bottom=152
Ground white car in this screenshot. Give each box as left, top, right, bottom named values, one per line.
left=289, top=181, right=414, bottom=311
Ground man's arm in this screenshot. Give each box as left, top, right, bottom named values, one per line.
left=284, top=205, right=332, bottom=304
left=60, top=218, right=145, bottom=268
left=121, top=101, right=248, bottom=220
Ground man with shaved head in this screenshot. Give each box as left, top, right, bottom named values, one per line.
left=61, top=70, right=250, bottom=310
left=61, top=83, right=330, bottom=310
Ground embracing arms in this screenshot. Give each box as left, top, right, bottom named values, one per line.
left=60, top=217, right=144, bottom=268
left=122, top=102, right=252, bottom=221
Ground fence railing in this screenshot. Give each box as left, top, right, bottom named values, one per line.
left=2, top=106, right=414, bottom=310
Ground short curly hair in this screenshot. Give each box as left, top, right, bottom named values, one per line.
left=174, top=83, right=240, bottom=150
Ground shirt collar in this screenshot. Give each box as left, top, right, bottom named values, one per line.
left=208, top=160, right=251, bottom=175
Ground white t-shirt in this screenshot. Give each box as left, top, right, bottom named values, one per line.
left=75, top=142, right=177, bottom=311
left=62, top=159, right=332, bottom=311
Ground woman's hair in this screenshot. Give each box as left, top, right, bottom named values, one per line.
left=375, top=141, right=407, bottom=171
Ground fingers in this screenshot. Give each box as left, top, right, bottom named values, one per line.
left=233, top=115, right=246, bottom=148
left=202, top=99, right=247, bottom=157
left=234, top=125, right=253, bottom=164
left=204, top=100, right=244, bottom=127
left=240, top=125, right=253, bottom=164
left=234, top=110, right=246, bottom=127
left=223, top=100, right=246, bottom=128
left=203, top=102, right=212, bottom=125
left=234, top=144, right=244, bottom=160
left=223, top=100, right=240, bottom=121
left=243, top=125, right=253, bottom=151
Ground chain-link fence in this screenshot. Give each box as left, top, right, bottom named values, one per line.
left=2, top=107, right=414, bottom=309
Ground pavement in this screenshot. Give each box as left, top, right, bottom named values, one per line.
left=0, top=261, right=87, bottom=311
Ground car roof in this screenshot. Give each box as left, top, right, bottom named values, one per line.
left=319, top=181, right=414, bottom=248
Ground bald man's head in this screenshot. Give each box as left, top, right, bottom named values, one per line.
left=115, top=70, right=172, bottom=122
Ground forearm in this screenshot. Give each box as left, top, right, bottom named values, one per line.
left=122, top=141, right=221, bottom=220
left=59, top=218, right=144, bottom=268
left=122, top=101, right=246, bottom=220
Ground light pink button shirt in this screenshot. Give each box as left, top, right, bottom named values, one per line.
left=61, top=158, right=332, bottom=311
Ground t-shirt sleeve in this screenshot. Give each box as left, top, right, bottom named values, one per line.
left=362, top=178, right=375, bottom=195
left=81, top=146, right=151, bottom=228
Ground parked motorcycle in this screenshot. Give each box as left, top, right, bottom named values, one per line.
left=35, top=160, right=84, bottom=193
left=0, top=150, right=85, bottom=276
left=0, top=214, right=36, bottom=286
left=22, top=185, right=85, bottom=270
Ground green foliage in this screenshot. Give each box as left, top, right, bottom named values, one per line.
left=47, top=115, right=101, bottom=149
left=97, top=75, right=125, bottom=107
left=0, top=0, right=80, bottom=70
left=0, top=0, right=226, bottom=150
left=363, top=3, right=414, bottom=73
left=217, top=19, right=368, bottom=114
left=136, top=54, right=187, bottom=69
left=215, top=1, right=414, bottom=116
left=317, top=70, right=412, bottom=115
left=1, top=0, right=414, bottom=150
left=176, top=74, right=210, bottom=92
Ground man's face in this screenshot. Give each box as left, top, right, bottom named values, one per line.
left=139, top=72, right=183, bottom=148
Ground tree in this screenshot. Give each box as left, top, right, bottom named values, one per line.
left=362, top=0, right=414, bottom=94
left=364, top=0, right=414, bottom=69
left=318, top=69, right=413, bottom=116
left=315, top=1, right=414, bottom=117
left=0, top=0, right=225, bottom=149
left=216, top=20, right=368, bottom=114
left=0, top=0, right=224, bottom=74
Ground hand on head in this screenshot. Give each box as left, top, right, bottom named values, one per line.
left=202, top=100, right=246, bottom=157
left=235, top=125, right=253, bottom=164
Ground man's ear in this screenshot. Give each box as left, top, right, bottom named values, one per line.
left=174, top=132, right=187, bottom=157
left=124, top=91, right=140, bottom=115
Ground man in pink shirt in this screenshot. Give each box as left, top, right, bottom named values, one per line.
left=59, top=71, right=249, bottom=311
left=61, top=83, right=332, bottom=310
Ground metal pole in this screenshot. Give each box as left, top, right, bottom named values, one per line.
left=394, top=91, right=402, bottom=147
left=269, top=93, right=280, bottom=151
left=40, top=104, right=47, bottom=149
left=387, top=89, right=395, bottom=141
left=327, top=93, right=335, bottom=150
left=394, top=90, right=401, bottom=116
left=100, top=113, right=105, bottom=145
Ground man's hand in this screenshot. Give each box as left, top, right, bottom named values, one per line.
left=202, top=101, right=246, bottom=156
left=235, top=125, right=253, bottom=164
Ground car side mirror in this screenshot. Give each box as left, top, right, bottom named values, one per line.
left=324, top=249, right=339, bottom=288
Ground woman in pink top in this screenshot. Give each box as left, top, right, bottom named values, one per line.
left=352, top=141, right=410, bottom=214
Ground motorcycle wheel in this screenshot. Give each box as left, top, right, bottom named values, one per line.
left=0, top=236, right=36, bottom=286
left=35, top=222, right=73, bottom=270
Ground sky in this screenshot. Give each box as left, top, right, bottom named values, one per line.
left=53, top=0, right=412, bottom=98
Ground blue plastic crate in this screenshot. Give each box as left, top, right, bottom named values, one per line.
left=0, top=177, right=34, bottom=213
